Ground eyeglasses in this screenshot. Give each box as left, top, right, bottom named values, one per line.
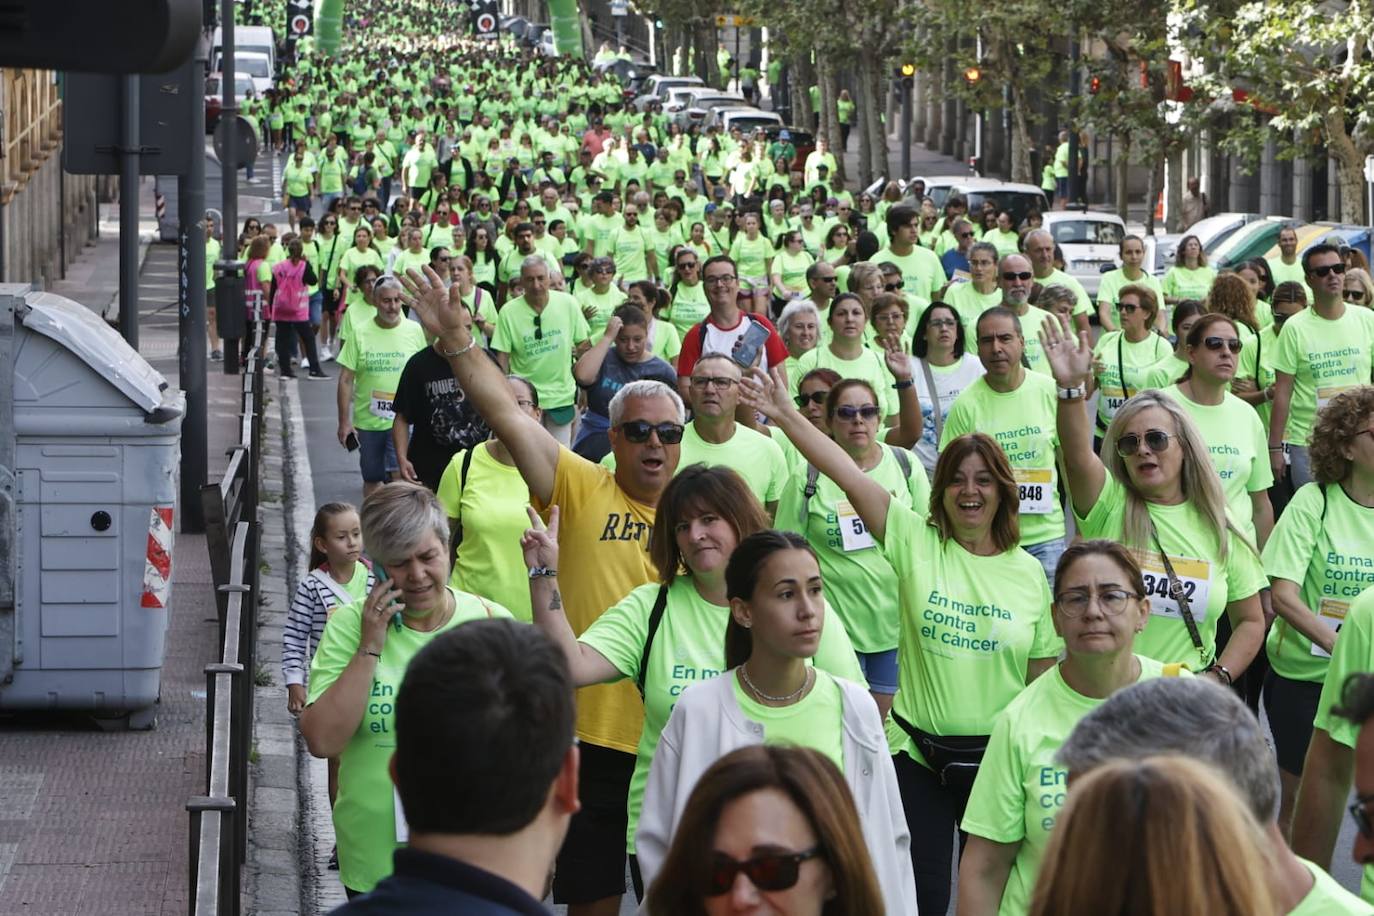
left=1310, top=262, right=1346, bottom=278
left=515, top=398, right=536, bottom=409
left=703, top=274, right=738, bottom=286
left=1115, top=429, right=1172, bottom=457
left=1119, top=303, right=1141, bottom=313
left=617, top=420, right=685, bottom=444
left=321, top=220, right=337, bottom=226
left=707, top=848, right=821, bottom=896
left=1055, top=588, right=1139, bottom=618
left=928, top=318, right=958, bottom=330
left=1002, top=271, right=1033, bottom=281
left=795, top=390, right=829, bottom=407
left=1203, top=336, right=1243, bottom=354
left=1349, top=796, right=1374, bottom=840
left=1345, top=289, right=1367, bottom=302
left=835, top=404, right=881, bottom=421
left=691, top=376, right=738, bottom=390
left=533, top=315, right=543, bottom=340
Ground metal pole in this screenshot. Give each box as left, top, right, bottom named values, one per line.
left=180, top=28, right=209, bottom=534
left=900, top=79, right=911, bottom=180
left=219, top=0, right=241, bottom=373
left=118, top=76, right=140, bottom=347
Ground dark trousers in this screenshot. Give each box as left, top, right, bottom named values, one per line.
left=276, top=320, right=322, bottom=375
left=894, top=751, right=973, bottom=916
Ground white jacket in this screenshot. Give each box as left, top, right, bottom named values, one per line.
left=635, top=670, right=917, bottom=915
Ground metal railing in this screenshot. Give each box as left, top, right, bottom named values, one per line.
left=188, top=332, right=265, bottom=916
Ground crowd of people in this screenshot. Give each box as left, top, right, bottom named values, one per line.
left=250, top=3, right=1374, bottom=913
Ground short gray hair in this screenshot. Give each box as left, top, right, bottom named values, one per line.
left=360, top=482, right=450, bottom=567
left=1056, top=678, right=1278, bottom=823
left=373, top=275, right=404, bottom=296
left=607, top=380, right=685, bottom=427
left=776, top=300, right=821, bottom=339
left=520, top=254, right=551, bottom=277
left=1036, top=283, right=1078, bottom=312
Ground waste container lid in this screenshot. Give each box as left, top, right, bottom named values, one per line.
left=19, top=292, right=169, bottom=413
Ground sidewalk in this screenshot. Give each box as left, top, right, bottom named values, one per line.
left=0, top=178, right=246, bottom=915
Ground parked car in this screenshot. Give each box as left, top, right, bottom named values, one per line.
left=1209, top=218, right=1293, bottom=269
left=1142, top=233, right=1180, bottom=277
left=1039, top=210, right=1126, bottom=298
left=915, top=176, right=1049, bottom=229
left=235, top=50, right=274, bottom=96
left=633, top=74, right=703, bottom=111
left=500, top=15, right=531, bottom=38
left=522, top=23, right=550, bottom=48
left=205, top=71, right=255, bottom=133
left=708, top=107, right=783, bottom=134
left=1180, top=212, right=1268, bottom=258
left=670, top=88, right=746, bottom=127
left=537, top=30, right=557, bottom=57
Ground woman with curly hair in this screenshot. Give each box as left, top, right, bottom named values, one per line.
left=1259, top=385, right=1374, bottom=835
left=1204, top=272, right=1261, bottom=343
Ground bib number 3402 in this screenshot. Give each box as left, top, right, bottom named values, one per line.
left=1138, top=551, right=1212, bottom=622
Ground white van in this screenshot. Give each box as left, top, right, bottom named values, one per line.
left=211, top=25, right=276, bottom=78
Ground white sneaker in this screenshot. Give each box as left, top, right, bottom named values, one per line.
left=320, top=345, right=334, bottom=362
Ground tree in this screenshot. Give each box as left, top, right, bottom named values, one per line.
left=1178, top=0, right=1374, bottom=223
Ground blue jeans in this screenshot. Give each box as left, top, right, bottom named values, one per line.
left=1287, top=444, right=1312, bottom=489
left=1024, top=537, right=1066, bottom=586
left=356, top=428, right=398, bottom=483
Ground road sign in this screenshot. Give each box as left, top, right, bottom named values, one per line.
left=470, top=0, right=498, bottom=39
left=212, top=116, right=260, bottom=171
left=611, top=0, right=628, bottom=14
left=286, top=0, right=312, bottom=42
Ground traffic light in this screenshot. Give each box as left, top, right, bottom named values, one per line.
left=1089, top=76, right=1102, bottom=95
left=963, top=66, right=982, bottom=86
left=898, top=62, right=915, bottom=89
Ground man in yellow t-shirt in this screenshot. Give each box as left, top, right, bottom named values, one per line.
left=400, top=264, right=686, bottom=916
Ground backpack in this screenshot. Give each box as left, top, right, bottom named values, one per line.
left=446, top=448, right=477, bottom=559
left=271, top=259, right=310, bottom=323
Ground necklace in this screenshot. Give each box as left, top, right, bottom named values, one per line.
left=740, top=664, right=810, bottom=704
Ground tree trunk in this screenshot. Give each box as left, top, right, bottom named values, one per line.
left=1145, top=158, right=1162, bottom=237
left=857, top=56, right=874, bottom=188
left=695, top=20, right=719, bottom=86
left=818, top=53, right=845, bottom=187
left=1166, top=143, right=1184, bottom=232
left=1008, top=80, right=1034, bottom=184
left=1114, top=134, right=1131, bottom=221
left=865, top=52, right=888, bottom=184
left=793, top=52, right=815, bottom=132
left=1325, top=110, right=1369, bottom=224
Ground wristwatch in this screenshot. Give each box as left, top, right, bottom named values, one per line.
left=528, top=566, right=558, bottom=579
left=892, top=378, right=914, bottom=390
left=1056, top=385, right=1085, bottom=400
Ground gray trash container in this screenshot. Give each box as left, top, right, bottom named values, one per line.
left=0, top=290, right=185, bottom=728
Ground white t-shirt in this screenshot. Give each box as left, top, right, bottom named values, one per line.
left=909, top=352, right=986, bottom=475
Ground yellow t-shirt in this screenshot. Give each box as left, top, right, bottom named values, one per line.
left=533, top=446, right=658, bottom=753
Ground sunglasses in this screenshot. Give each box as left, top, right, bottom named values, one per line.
left=884, top=281, right=905, bottom=291
left=1002, top=271, right=1033, bottom=281
left=1345, top=289, right=1367, bottom=302
left=1203, top=336, right=1242, bottom=354
left=1273, top=311, right=1296, bottom=324
left=1119, top=303, right=1141, bottom=313
left=1115, top=429, right=1172, bottom=457
left=958, top=231, right=974, bottom=238
left=676, top=261, right=699, bottom=270
left=1310, top=262, right=1347, bottom=278
left=795, top=390, right=829, bottom=408
left=707, top=848, right=821, bottom=896
left=835, top=404, right=881, bottom=421
left=533, top=315, right=543, bottom=340
left=617, top=420, right=684, bottom=444
left=815, top=276, right=837, bottom=284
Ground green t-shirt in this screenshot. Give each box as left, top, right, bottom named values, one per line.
left=778, top=446, right=930, bottom=653
left=1092, top=331, right=1173, bottom=431
left=600, top=421, right=789, bottom=505
left=1272, top=305, right=1374, bottom=446
left=963, top=657, right=1179, bottom=916
left=942, top=373, right=1064, bottom=549
left=204, top=236, right=221, bottom=292
left=579, top=578, right=864, bottom=852
left=1096, top=269, right=1166, bottom=329
left=284, top=161, right=314, bottom=198
left=610, top=225, right=652, bottom=282
left=1011, top=305, right=1059, bottom=376
left=1143, top=353, right=1188, bottom=389
left=793, top=345, right=899, bottom=419
left=944, top=282, right=1003, bottom=350
left=1161, top=265, right=1217, bottom=301
left=665, top=283, right=710, bottom=335
left=319, top=149, right=348, bottom=194
left=1263, top=482, right=1374, bottom=682
left=984, top=228, right=1021, bottom=259
left=732, top=668, right=845, bottom=770
left=437, top=445, right=534, bottom=621
left=339, top=247, right=384, bottom=308
left=1162, top=385, right=1273, bottom=540
left=1038, top=269, right=1093, bottom=317
left=306, top=589, right=512, bottom=892
left=1076, top=472, right=1266, bottom=670
left=573, top=285, right=627, bottom=339
left=1238, top=324, right=1281, bottom=433
left=774, top=249, right=814, bottom=293
left=729, top=233, right=776, bottom=280
left=391, top=248, right=430, bottom=278
left=880, top=501, right=1060, bottom=766
left=490, top=292, right=591, bottom=409
left=873, top=245, right=945, bottom=301
left=336, top=319, right=427, bottom=432
left=1290, top=857, right=1374, bottom=915
left=1313, top=586, right=1374, bottom=904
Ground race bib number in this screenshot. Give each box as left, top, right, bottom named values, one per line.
left=394, top=786, right=409, bottom=843
left=837, top=500, right=875, bottom=552
left=1014, top=468, right=1055, bottom=515
left=1138, top=551, right=1212, bottom=622
left=1100, top=385, right=1127, bottom=417
left=1311, top=598, right=1349, bottom=659
left=370, top=390, right=397, bottom=420
left=1317, top=385, right=1356, bottom=411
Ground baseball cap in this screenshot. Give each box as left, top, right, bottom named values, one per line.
left=779, top=130, right=791, bottom=140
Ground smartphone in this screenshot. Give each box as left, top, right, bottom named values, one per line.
left=345, top=431, right=360, bottom=452
left=731, top=320, right=772, bottom=369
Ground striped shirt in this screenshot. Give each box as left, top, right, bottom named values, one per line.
left=282, top=563, right=376, bottom=686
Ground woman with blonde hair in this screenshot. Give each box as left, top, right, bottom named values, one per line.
left=644, top=745, right=886, bottom=916
left=1041, top=316, right=1266, bottom=680
left=1028, top=755, right=1279, bottom=916
left=1344, top=266, right=1374, bottom=308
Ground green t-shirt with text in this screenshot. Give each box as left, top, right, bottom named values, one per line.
left=490, top=292, right=591, bottom=409
left=1272, top=306, right=1374, bottom=446
left=337, top=319, right=427, bottom=431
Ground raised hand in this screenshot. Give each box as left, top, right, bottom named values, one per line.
left=739, top=365, right=794, bottom=421
left=399, top=266, right=469, bottom=347
left=602, top=315, right=623, bottom=341
left=1040, top=312, right=1093, bottom=388
left=520, top=505, right=560, bottom=572
left=882, top=336, right=913, bottom=381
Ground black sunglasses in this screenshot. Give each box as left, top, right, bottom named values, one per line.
left=795, top=390, right=829, bottom=408
left=1345, top=289, right=1367, bottom=302
left=1115, top=429, right=1172, bottom=457
left=707, top=848, right=821, bottom=896
left=1203, top=336, right=1242, bottom=354
left=533, top=314, right=542, bottom=340
left=1310, top=262, right=1347, bottom=278
left=835, top=404, right=881, bottom=421
left=884, top=281, right=904, bottom=291
left=617, top=420, right=684, bottom=444
left=1002, top=271, right=1033, bottom=281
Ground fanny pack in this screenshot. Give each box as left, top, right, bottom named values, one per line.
left=892, top=710, right=988, bottom=790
